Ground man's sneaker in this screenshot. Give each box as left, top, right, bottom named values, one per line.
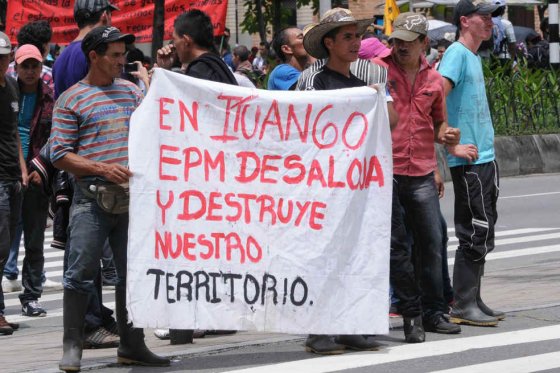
left=84, top=326, right=120, bottom=349
left=424, top=314, right=461, bottom=334
left=2, top=278, right=22, bottom=293
left=42, top=278, right=63, bottom=291
left=22, top=301, right=47, bottom=317
left=154, top=329, right=170, bottom=340
left=0, top=315, right=14, bottom=335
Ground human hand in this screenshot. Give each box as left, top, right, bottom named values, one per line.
left=434, top=169, right=444, bottom=198
left=447, top=144, right=478, bottom=163
left=28, top=170, right=42, bottom=186
left=102, top=163, right=133, bottom=184
left=156, top=44, right=176, bottom=70
left=441, top=127, right=460, bottom=146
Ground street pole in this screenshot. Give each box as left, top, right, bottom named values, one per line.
left=235, top=0, right=239, bottom=44
left=550, top=0, right=559, bottom=68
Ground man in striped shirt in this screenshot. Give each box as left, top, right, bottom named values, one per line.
left=50, top=26, right=169, bottom=372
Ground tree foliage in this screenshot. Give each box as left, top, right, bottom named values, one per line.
left=241, top=0, right=319, bottom=42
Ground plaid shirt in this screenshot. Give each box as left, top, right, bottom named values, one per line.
left=7, top=62, right=55, bottom=92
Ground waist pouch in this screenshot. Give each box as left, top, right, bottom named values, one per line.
left=79, top=182, right=129, bottom=214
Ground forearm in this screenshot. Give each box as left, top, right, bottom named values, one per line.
left=53, top=152, right=108, bottom=179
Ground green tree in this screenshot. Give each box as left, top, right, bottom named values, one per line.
left=241, top=0, right=319, bottom=42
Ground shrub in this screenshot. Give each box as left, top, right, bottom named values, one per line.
left=484, top=59, right=560, bottom=135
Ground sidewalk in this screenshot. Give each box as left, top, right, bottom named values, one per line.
left=2, top=259, right=560, bottom=373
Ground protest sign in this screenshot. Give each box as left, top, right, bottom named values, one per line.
left=127, top=68, right=393, bottom=335
left=5, top=0, right=227, bottom=44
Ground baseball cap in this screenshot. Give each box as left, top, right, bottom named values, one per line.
left=494, top=0, right=506, bottom=6
left=82, top=26, right=135, bottom=56
left=0, top=32, right=12, bottom=55
left=454, top=0, right=500, bottom=26
left=74, top=0, right=119, bottom=14
left=15, top=44, right=43, bottom=64
left=389, top=12, right=429, bottom=42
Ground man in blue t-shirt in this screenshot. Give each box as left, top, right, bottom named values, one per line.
left=438, top=0, right=505, bottom=328
left=268, top=27, right=309, bottom=90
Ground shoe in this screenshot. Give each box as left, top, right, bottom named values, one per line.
left=2, top=278, right=22, bottom=293
left=105, top=320, right=119, bottom=336
left=42, top=278, right=63, bottom=291
left=22, top=301, right=47, bottom=317
left=83, top=326, right=120, bottom=349
left=205, top=330, right=237, bottom=335
left=193, top=329, right=206, bottom=338
left=389, top=304, right=401, bottom=318
left=335, top=335, right=380, bottom=351
left=0, top=315, right=14, bottom=335
left=403, top=316, right=425, bottom=343
left=304, top=335, right=346, bottom=355
left=424, top=314, right=461, bottom=334
left=154, top=329, right=170, bottom=340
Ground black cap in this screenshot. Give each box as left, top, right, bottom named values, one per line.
left=74, top=0, right=119, bottom=14
left=453, top=0, right=500, bottom=26
left=82, top=26, right=135, bottom=56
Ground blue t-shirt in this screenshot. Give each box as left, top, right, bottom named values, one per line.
left=53, top=40, right=89, bottom=99
left=268, top=64, right=301, bottom=90
left=18, top=92, right=37, bottom=159
left=438, top=42, right=495, bottom=167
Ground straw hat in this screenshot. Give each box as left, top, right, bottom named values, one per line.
left=303, top=8, right=373, bottom=59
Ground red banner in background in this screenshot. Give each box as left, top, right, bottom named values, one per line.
left=6, top=0, right=227, bottom=45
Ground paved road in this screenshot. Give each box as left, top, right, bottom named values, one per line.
left=2, top=173, right=559, bottom=372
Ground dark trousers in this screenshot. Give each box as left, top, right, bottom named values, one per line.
left=450, top=161, right=499, bottom=263
left=390, top=174, right=446, bottom=320
left=17, top=184, right=49, bottom=304
left=0, top=181, right=22, bottom=314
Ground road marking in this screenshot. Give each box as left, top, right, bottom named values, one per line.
left=3, top=290, right=114, bottom=308
left=500, top=191, right=560, bottom=199
left=6, top=301, right=116, bottom=323
left=224, top=325, right=560, bottom=373
left=448, top=244, right=560, bottom=265
left=448, top=232, right=560, bottom=248
left=431, top=351, right=560, bottom=373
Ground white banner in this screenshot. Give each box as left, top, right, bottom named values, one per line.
left=127, top=68, right=393, bottom=335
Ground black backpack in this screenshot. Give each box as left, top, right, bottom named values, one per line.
left=527, top=40, right=550, bottom=69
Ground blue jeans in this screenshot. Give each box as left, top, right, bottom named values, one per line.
left=64, top=183, right=128, bottom=294
left=391, top=173, right=446, bottom=321
left=0, top=180, right=23, bottom=314
left=3, top=184, right=49, bottom=303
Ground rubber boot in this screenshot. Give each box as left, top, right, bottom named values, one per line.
left=477, top=264, right=506, bottom=320
left=304, top=335, right=345, bottom=355
left=115, top=286, right=170, bottom=367
left=59, top=290, right=89, bottom=372
left=403, top=316, right=425, bottom=343
left=335, top=334, right=380, bottom=351
left=449, top=250, right=499, bottom=326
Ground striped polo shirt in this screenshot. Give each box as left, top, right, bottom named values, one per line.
left=50, top=78, right=143, bottom=172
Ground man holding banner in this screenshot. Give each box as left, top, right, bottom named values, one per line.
left=50, top=26, right=169, bottom=371
left=299, top=8, right=388, bottom=354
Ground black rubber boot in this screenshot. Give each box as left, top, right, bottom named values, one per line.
left=449, top=250, right=499, bottom=326
left=477, top=264, right=506, bottom=320
left=59, top=290, right=89, bottom=372
left=304, top=335, right=345, bottom=355
left=403, top=315, right=425, bottom=343
left=335, top=335, right=380, bottom=351
left=115, top=286, right=170, bottom=367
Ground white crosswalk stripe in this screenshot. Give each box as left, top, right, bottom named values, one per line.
left=4, top=226, right=560, bottom=372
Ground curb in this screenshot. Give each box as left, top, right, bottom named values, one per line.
left=437, top=133, right=560, bottom=181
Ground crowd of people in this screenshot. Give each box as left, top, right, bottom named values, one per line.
left=0, top=0, right=528, bottom=370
